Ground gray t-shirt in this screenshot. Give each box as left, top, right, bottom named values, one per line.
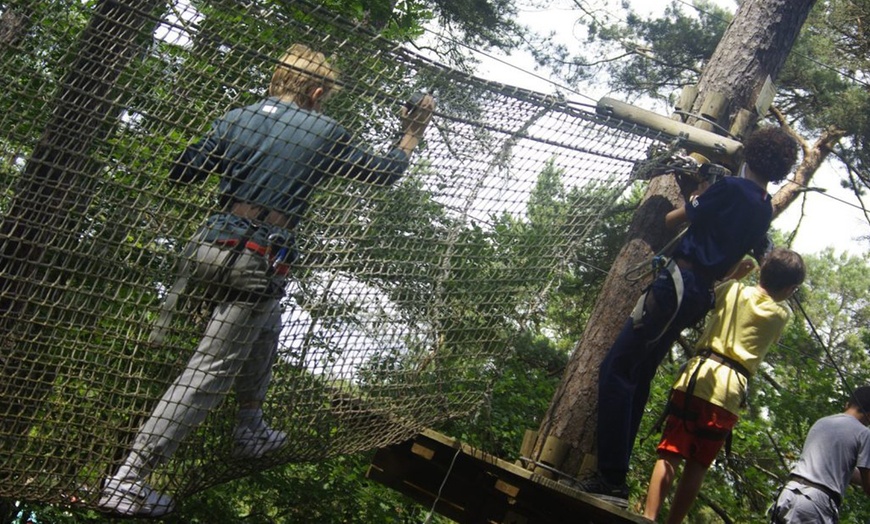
left=792, top=413, right=870, bottom=497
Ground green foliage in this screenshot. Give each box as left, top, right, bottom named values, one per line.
left=441, top=330, right=568, bottom=460
left=180, top=159, right=628, bottom=522
left=546, top=182, right=642, bottom=345
left=0, top=0, right=535, bottom=519
left=606, top=2, right=730, bottom=100
left=171, top=454, right=437, bottom=524
left=8, top=1, right=870, bottom=522
left=546, top=0, right=731, bottom=98
left=310, top=0, right=526, bottom=68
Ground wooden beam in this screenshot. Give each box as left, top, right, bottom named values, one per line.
left=368, top=429, right=651, bottom=524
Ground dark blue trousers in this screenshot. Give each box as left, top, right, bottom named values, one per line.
left=596, top=265, right=714, bottom=484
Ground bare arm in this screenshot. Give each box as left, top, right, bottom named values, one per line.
left=665, top=206, right=689, bottom=229
left=853, top=468, right=870, bottom=496
left=722, top=257, right=757, bottom=281
left=396, top=94, right=435, bottom=156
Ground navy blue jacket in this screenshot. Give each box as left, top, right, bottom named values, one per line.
left=672, top=176, right=772, bottom=281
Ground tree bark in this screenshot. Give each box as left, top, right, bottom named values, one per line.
left=532, top=0, right=817, bottom=477
left=533, top=175, right=683, bottom=475
left=693, top=0, right=816, bottom=128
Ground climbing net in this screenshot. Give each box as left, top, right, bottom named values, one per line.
left=0, top=0, right=668, bottom=508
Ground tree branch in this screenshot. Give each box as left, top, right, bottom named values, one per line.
left=769, top=106, right=848, bottom=217
left=829, top=148, right=870, bottom=228
left=697, top=493, right=734, bottom=524
left=758, top=368, right=783, bottom=393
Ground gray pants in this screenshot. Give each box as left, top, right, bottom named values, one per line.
left=116, top=240, right=285, bottom=481
left=770, top=480, right=839, bottom=524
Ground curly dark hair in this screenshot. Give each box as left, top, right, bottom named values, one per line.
left=743, top=126, right=799, bottom=183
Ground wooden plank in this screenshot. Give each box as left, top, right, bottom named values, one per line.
left=367, top=429, right=651, bottom=524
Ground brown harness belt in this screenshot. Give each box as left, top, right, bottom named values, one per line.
left=695, top=348, right=752, bottom=378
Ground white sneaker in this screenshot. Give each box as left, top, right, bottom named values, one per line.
left=97, top=478, right=174, bottom=517
left=232, top=425, right=288, bottom=459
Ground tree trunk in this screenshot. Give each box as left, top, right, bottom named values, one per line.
left=532, top=0, right=816, bottom=477
left=0, top=0, right=164, bottom=436
left=0, top=1, right=34, bottom=49
left=533, top=175, right=683, bottom=475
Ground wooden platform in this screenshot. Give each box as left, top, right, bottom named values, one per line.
left=367, top=429, right=651, bottom=524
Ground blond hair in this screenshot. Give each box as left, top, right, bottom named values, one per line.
left=269, top=44, right=339, bottom=105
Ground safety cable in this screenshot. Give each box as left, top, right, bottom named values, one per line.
left=789, top=295, right=861, bottom=408
left=418, top=23, right=599, bottom=104
left=422, top=445, right=462, bottom=523
left=623, top=227, right=688, bottom=283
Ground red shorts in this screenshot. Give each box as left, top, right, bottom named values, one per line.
left=656, top=390, right=739, bottom=467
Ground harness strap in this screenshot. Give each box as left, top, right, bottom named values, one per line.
left=789, top=475, right=842, bottom=507
left=624, top=226, right=687, bottom=284
left=694, top=348, right=751, bottom=378
left=664, top=349, right=750, bottom=462
left=682, top=348, right=749, bottom=417
left=211, top=239, right=291, bottom=276
left=148, top=229, right=204, bottom=345
left=148, top=208, right=289, bottom=346
left=631, top=258, right=684, bottom=343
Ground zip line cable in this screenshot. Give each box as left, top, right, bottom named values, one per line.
left=417, top=23, right=598, bottom=105
left=773, top=340, right=868, bottom=385
left=780, top=177, right=869, bottom=214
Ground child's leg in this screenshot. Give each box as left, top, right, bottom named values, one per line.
left=235, top=298, right=282, bottom=411
left=644, top=451, right=682, bottom=521
left=666, top=458, right=709, bottom=524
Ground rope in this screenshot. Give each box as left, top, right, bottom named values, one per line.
left=789, top=296, right=858, bottom=407
left=623, top=227, right=688, bottom=283
left=422, top=446, right=462, bottom=523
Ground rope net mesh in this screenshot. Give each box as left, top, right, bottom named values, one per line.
left=0, top=0, right=669, bottom=509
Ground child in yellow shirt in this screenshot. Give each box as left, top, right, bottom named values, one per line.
left=643, top=247, right=806, bottom=523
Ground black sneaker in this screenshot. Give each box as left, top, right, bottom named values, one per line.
left=572, top=472, right=629, bottom=508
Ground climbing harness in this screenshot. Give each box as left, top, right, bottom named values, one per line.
left=644, top=280, right=753, bottom=460
left=623, top=141, right=734, bottom=344
left=149, top=206, right=288, bottom=345
left=644, top=348, right=749, bottom=459
left=623, top=228, right=687, bottom=284
left=628, top=257, right=685, bottom=346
